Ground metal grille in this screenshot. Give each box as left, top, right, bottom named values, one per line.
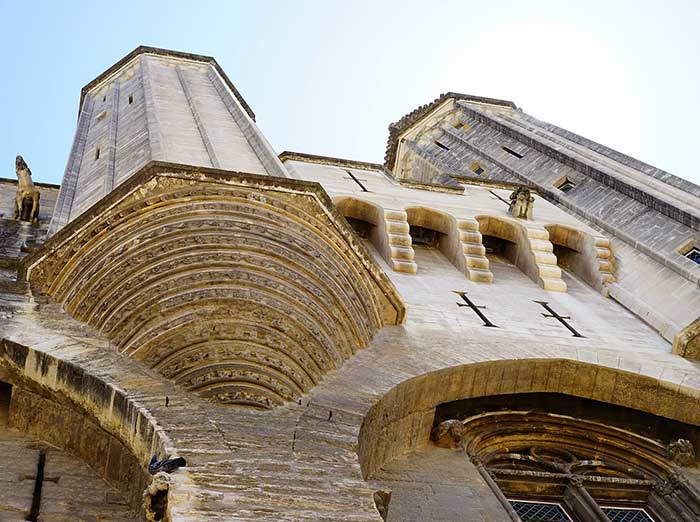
left=602, top=507, right=654, bottom=522
left=509, top=501, right=572, bottom=521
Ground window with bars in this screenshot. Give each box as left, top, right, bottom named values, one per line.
left=432, top=396, right=700, bottom=522
left=510, top=500, right=572, bottom=521
left=510, top=501, right=656, bottom=522
left=602, top=507, right=655, bottom=522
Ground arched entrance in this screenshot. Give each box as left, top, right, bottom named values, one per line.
left=359, top=359, right=700, bottom=522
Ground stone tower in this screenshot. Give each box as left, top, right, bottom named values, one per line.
left=2, top=47, right=700, bottom=522
left=49, top=47, right=287, bottom=234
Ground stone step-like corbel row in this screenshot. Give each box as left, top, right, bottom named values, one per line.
left=455, top=217, right=493, bottom=283
left=593, top=236, right=616, bottom=286
left=475, top=215, right=567, bottom=293
left=333, top=196, right=616, bottom=294
left=523, top=223, right=567, bottom=292
left=544, top=223, right=615, bottom=294
left=383, top=208, right=418, bottom=274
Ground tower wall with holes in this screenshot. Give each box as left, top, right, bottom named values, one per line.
left=49, top=47, right=287, bottom=235
left=387, top=94, right=700, bottom=357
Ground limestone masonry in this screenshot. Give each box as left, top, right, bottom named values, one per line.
left=1, top=46, right=700, bottom=522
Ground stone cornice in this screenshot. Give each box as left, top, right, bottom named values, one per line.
left=396, top=179, right=465, bottom=194
left=449, top=174, right=539, bottom=194
left=279, top=151, right=383, bottom=172
left=0, top=177, right=60, bottom=190
left=78, top=45, right=256, bottom=121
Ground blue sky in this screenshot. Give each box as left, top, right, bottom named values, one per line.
left=2, top=0, right=699, bottom=185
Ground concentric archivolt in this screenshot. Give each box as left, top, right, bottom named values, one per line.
left=23, top=163, right=405, bottom=408
left=463, top=411, right=673, bottom=480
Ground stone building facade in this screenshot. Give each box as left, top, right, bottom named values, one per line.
left=1, top=46, right=699, bottom=522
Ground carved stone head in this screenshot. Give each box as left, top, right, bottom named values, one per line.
left=430, top=419, right=465, bottom=449
left=668, top=439, right=695, bottom=466
left=16, top=155, right=28, bottom=171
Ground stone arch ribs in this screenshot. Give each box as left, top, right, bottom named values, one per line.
left=545, top=224, right=615, bottom=294
left=21, top=162, right=405, bottom=409
left=476, top=215, right=566, bottom=292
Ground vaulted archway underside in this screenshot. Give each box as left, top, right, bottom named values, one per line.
left=22, top=162, right=405, bottom=409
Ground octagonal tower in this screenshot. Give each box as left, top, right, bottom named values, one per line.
left=49, top=46, right=288, bottom=234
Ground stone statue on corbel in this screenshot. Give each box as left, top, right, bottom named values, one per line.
left=508, top=186, right=534, bottom=220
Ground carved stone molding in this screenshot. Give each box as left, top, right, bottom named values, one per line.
left=22, top=162, right=406, bottom=408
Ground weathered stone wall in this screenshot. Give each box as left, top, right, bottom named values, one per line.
left=1, top=155, right=699, bottom=521
left=8, top=386, right=149, bottom=510
left=368, top=445, right=510, bottom=522
left=0, top=425, right=139, bottom=521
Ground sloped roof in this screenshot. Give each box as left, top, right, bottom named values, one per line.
left=384, top=92, right=517, bottom=172
left=79, top=46, right=255, bottom=120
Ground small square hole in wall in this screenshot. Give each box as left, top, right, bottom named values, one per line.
left=470, top=162, right=485, bottom=176
left=684, top=246, right=700, bottom=265
left=128, top=94, right=134, bottom=105
left=451, top=120, right=470, bottom=132
left=554, top=176, right=576, bottom=193
left=95, top=146, right=101, bottom=161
